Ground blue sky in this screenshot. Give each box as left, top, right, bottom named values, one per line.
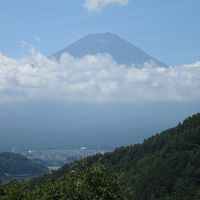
left=0, top=0, right=200, bottom=65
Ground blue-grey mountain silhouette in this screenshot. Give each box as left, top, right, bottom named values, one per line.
left=53, top=32, right=167, bottom=67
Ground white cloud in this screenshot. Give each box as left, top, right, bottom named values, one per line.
left=83, top=0, right=128, bottom=11
left=0, top=50, right=200, bottom=103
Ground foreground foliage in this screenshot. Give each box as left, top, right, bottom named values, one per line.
left=0, top=161, right=133, bottom=200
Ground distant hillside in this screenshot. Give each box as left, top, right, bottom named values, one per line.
left=0, top=152, right=48, bottom=181
left=53, top=32, right=167, bottom=67
left=31, top=113, right=200, bottom=200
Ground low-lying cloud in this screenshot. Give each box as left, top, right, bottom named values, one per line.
left=83, top=0, right=128, bottom=11
left=0, top=49, right=200, bottom=103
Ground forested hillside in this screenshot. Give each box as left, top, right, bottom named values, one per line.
left=1, top=113, right=200, bottom=200
left=85, top=113, right=200, bottom=199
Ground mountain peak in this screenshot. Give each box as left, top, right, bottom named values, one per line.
left=53, top=33, right=167, bottom=67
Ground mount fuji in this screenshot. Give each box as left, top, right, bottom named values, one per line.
left=53, top=32, right=167, bottom=67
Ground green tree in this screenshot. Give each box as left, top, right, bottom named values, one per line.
left=0, top=161, right=133, bottom=200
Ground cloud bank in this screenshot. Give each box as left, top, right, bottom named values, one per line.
left=83, top=0, right=128, bottom=11
left=0, top=49, right=200, bottom=103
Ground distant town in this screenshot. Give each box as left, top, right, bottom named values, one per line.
left=13, top=148, right=110, bottom=170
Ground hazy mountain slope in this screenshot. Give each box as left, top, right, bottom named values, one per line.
left=53, top=32, right=167, bottom=67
